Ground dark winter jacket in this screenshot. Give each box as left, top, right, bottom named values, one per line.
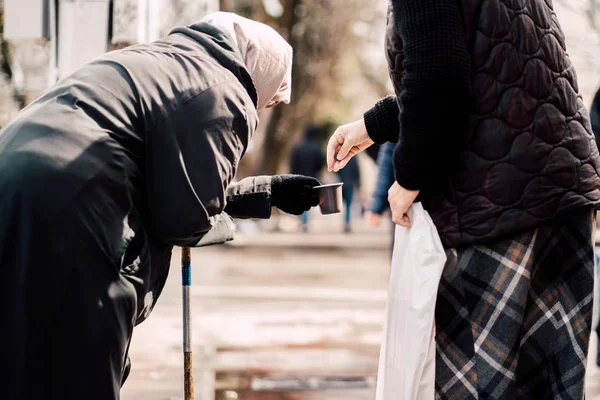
left=0, top=22, right=271, bottom=324
left=364, top=0, right=600, bottom=248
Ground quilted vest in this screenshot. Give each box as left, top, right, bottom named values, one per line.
left=385, top=0, right=600, bottom=248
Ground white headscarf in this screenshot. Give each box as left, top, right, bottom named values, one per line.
left=201, top=12, right=293, bottom=112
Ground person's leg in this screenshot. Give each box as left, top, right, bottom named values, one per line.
left=343, top=189, right=354, bottom=232
left=301, top=211, right=309, bottom=232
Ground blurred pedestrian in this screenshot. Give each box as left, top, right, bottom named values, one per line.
left=327, top=0, right=600, bottom=397
left=590, top=86, right=600, bottom=367
left=591, top=87, right=600, bottom=146
left=290, top=123, right=326, bottom=232
left=337, top=156, right=360, bottom=233
left=365, top=141, right=395, bottom=228
left=365, top=141, right=395, bottom=253
left=0, top=12, right=320, bottom=400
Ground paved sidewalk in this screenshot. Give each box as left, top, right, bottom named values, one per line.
left=121, top=213, right=600, bottom=399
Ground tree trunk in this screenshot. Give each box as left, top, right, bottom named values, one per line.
left=219, top=0, right=231, bottom=11
left=589, top=0, right=597, bottom=29
left=247, top=0, right=382, bottom=175
left=254, top=0, right=301, bottom=175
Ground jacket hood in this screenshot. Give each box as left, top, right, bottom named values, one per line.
left=170, top=22, right=259, bottom=108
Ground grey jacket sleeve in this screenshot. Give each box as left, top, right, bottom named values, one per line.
left=224, top=176, right=272, bottom=219
left=144, top=81, right=254, bottom=247
left=194, top=176, right=272, bottom=247
left=194, top=212, right=237, bottom=247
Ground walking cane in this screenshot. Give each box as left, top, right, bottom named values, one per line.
left=180, top=214, right=236, bottom=400
left=182, top=247, right=194, bottom=400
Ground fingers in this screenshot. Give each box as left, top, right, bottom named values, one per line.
left=327, top=128, right=345, bottom=171
left=303, top=176, right=321, bottom=187
left=388, top=182, right=412, bottom=227
left=332, top=148, right=359, bottom=172
left=287, top=175, right=320, bottom=187
left=335, top=137, right=355, bottom=165
left=392, top=213, right=411, bottom=227
left=298, top=184, right=320, bottom=208
left=286, top=198, right=313, bottom=215
left=328, top=119, right=373, bottom=172
left=365, top=211, right=381, bottom=228
left=304, top=186, right=320, bottom=207
left=310, top=193, right=320, bottom=207
left=391, top=206, right=411, bottom=227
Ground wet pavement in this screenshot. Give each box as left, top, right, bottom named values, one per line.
left=121, top=214, right=600, bottom=399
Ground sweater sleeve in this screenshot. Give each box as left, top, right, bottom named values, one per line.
left=363, top=95, right=401, bottom=144
left=389, top=0, right=472, bottom=190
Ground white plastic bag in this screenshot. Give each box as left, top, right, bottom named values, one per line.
left=376, top=203, right=447, bottom=400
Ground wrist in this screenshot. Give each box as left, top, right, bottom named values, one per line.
left=352, top=118, right=372, bottom=145
left=364, top=95, right=400, bottom=145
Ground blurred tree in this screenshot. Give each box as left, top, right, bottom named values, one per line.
left=0, top=1, right=23, bottom=126
left=110, top=0, right=138, bottom=48
left=553, top=0, right=600, bottom=106
left=555, top=0, right=599, bottom=28
left=224, top=0, right=388, bottom=175
left=160, top=0, right=218, bottom=36
left=0, top=2, right=12, bottom=82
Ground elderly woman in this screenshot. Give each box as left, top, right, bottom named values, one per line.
left=329, top=0, right=600, bottom=398
left=0, top=12, right=319, bottom=400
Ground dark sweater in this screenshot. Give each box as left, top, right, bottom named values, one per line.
left=363, top=0, right=600, bottom=248
left=363, top=0, right=472, bottom=193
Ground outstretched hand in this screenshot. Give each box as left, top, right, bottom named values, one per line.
left=327, top=119, right=374, bottom=172
left=271, top=175, right=321, bottom=215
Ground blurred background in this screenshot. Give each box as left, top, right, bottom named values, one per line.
left=2, top=1, right=600, bottom=399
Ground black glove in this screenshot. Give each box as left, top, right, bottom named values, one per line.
left=271, top=175, right=321, bottom=215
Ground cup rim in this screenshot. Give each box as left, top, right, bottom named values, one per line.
left=313, top=183, right=344, bottom=189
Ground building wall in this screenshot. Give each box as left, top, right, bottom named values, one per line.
left=0, top=0, right=219, bottom=119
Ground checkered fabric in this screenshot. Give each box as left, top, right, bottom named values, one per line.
left=435, top=209, right=595, bottom=400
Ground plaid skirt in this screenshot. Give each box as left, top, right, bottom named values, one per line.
left=435, top=209, right=595, bottom=400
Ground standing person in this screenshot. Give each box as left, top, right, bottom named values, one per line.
left=590, top=86, right=600, bottom=367
left=0, top=12, right=321, bottom=400
left=365, top=141, right=395, bottom=253
left=364, top=141, right=395, bottom=228
left=591, top=87, right=600, bottom=146
left=337, top=156, right=360, bottom=233
left=290, top=123, right=326, bottom=232
left=327, top=1, right=600, bottom=398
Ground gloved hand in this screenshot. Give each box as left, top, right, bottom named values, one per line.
left=271, top=175, right=321, bottom=215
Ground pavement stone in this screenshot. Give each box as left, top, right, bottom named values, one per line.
left=121, top=214, right=600, bottom=399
